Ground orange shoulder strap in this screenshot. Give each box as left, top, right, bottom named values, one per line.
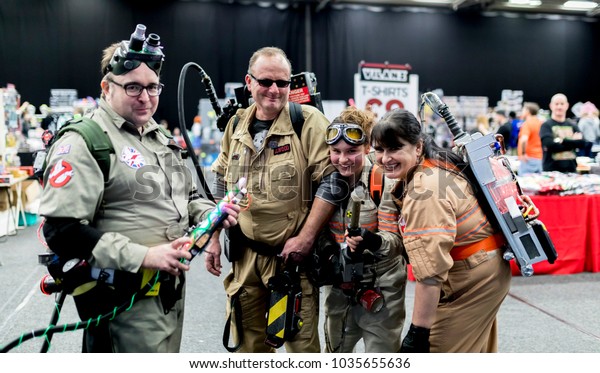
left=369, top=164, right=384, bottom=206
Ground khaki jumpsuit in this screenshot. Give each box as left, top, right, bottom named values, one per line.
left=323, top=159, right=407, bottom=353
left=40, top=99, right=215, bottom=352
left=398, top=160, right=512, bottom=352
left=211, top=103, right=331, bottom=352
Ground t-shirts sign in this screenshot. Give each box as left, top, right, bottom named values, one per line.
left=354, top=62, right=419, bottom=119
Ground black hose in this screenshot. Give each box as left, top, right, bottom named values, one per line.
left=421, top=92, right=467, bottom=142
left=0, top=275, right=159, bottom=353
left=39, top=290, right=67, bottom=353
left=177, top=62, right=218, bottom=203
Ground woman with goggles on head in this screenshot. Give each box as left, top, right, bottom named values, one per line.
left=371, top=108, right=511, bottom=353
left=321, top=106, right=407, bottom=353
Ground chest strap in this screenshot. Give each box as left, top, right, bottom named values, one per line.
left=451, top=233, right=506, bottom=261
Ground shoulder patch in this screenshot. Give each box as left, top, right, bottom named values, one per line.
left=49, top=160, right=74, bottom=187
left=55, top=144, right=72, bottom=156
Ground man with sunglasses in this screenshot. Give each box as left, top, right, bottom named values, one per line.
left=207, top=47, right=338, bottom=352
left=39, top=25, right=239, bottom=352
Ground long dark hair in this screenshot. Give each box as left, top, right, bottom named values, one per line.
left=371, top=108, right=467, bottom=172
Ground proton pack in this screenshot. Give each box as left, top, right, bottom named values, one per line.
left=215, top=71, right=325, bottom=132
left=421, top=92, right=557, bottom=276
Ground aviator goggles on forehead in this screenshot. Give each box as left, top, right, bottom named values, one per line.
left=249, top=73, right=291, bottom=88
left=325, top=123, right=366, bottom=145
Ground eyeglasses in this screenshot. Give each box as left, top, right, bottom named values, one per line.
left=325, top=123, right=366, bottom=145
left=107, top=77, right=164, bottom=97
left=249, top=73, right=291, bottom=88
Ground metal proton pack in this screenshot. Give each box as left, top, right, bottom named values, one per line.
left=421, top=92, right=557, bottom=276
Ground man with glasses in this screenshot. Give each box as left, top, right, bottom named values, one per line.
left=39, top=25, right=239, bottom=352
left=206, top=47, right=338, bottom=352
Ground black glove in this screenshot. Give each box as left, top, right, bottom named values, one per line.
left=349, top=228, right=383, bottom=255
left=400, top=323, right=430, bottom=353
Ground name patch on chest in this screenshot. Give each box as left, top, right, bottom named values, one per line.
left=273, top=144, right=291, bottom=155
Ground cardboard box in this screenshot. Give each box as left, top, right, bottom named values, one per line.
left=0, top=178, right=41, bottom=212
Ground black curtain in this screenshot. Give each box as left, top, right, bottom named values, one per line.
left=312, top=7, right=600, bottom=111
left=1, top=0, right=599, bottom=128
left=0, top=0, right=305, bottom=129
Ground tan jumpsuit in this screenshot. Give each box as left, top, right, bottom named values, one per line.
left=398, top=160, right=511, bottom=352
left=211, top=103, right=332, bottom=352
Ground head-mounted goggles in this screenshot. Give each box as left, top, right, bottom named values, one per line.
left=325, top=123, right=366, bottom=145
left=105, top=24, right=164, bottom=77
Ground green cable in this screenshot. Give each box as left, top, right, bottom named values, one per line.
left=42, top=324, right=54, bottom=349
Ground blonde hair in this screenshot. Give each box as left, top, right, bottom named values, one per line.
left=332, top=106, right=377, bottom=145
left=248, top=47, right=292, bottom=75
left=101, top=42, right=121, bottom=77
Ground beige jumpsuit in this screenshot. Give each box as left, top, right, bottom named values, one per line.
left=211, top=103, right=331, bottom=352
left=398, top=160, right=512, bottom=352
left=40, top=99, right=215, bottom=352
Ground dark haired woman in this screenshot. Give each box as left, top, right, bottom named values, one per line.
left=371, top=108, right=511, bottom=353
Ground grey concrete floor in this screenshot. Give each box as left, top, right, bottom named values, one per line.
left=1, top=225, right=599, bottom=354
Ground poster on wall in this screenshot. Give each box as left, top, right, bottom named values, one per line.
left=353, top=61, right=419, bottom=119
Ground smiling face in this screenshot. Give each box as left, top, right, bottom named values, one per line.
left=329, top=141, right=369, bottom=182
left=101, top=63, right=159, bottom=128
left=374, top=139, right=422, bottom=180
left=370, top=109, right=425, bottom=180
left=246, top=54, right=291, bottom=121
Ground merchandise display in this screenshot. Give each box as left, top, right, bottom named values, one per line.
left=517, top=171, right=600, bottom=196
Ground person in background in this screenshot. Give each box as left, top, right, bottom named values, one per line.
left=577, top=101, right=600, bottom=158
left=190, top=115, right=203, bottom=155
left=40, top=104, right=58, bottom=132
left=509, top=110, right=522, bottom=152
left=322, top=106, right=406, bottom=353
left=540, top=93, right=587, bottom=173
left=159, top=119, right=171, bottom=136
left=495, top=109, right=512, bottom=150
left=39, top=25, right=239, bottom=353
left=371, top=108, right=511, bottom=353
left=172, top=127, right=187, bottom=149
left=517, top=102, right=544, bottom=175
left=475, top=114, right=491, bottom=135
left=205, top=46, right=337, bottom=352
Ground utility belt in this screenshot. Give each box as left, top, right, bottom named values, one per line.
left=72, top=268, right=183, bottom=321
left=237, top=226, right=285, bottom=257
left=450, top=233, right=506, bottom=261
left=247, top=238, right=284, bottom=257
left=225, top=225, right=284, bottom=261
left=75, top=268, right=169, bottom=297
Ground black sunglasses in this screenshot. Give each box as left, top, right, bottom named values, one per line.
left=249, top=73, right=291, bottom=88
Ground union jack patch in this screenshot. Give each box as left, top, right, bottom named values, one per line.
left=120, top=146, right=146, bottom=169
left=56, top=144, right=71, bottom=155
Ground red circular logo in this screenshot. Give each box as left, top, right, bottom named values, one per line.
left=49, top=160, right=74, bottom=188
